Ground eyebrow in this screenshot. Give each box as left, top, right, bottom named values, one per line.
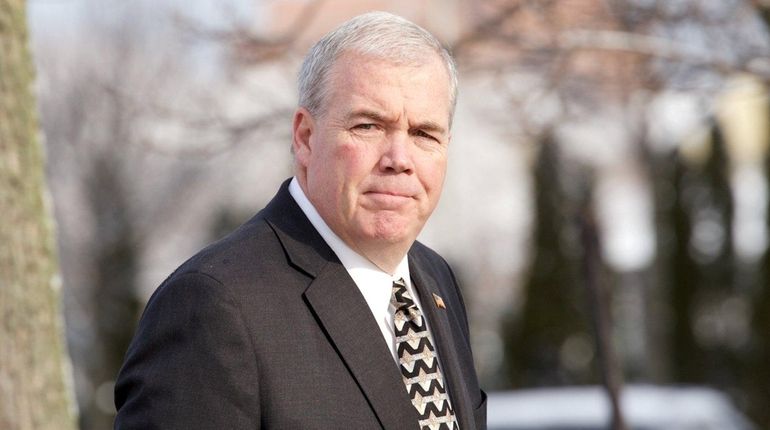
left=346, top=109, right=390, bottom=123
left=346, top=109, right=447, bottom=136
left=411, top=120, right=447, bottom=136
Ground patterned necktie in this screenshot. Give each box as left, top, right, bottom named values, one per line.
left=391, top=278, right=458, bottom=430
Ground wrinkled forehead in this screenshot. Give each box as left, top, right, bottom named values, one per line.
left=322, top=51, right=453, bottom=118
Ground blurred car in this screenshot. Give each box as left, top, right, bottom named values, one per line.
left=487, top=384, right=755, bottom=430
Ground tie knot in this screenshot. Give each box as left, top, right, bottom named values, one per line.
left=391, top=278, right=416, bottom=312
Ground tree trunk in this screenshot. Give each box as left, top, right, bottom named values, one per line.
left=0, top=1, right=77, bottom=429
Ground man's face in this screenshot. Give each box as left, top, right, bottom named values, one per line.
left=293, top=52, right=451, bottom=266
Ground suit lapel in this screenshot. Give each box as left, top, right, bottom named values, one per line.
left=410, top=258, right=476, bottom=430
left=264, top=182, right=419, bottom=430
left=304, top=263, right=419, bottom=430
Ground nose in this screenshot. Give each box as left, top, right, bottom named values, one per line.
left=379, top=132, right=414, bottom=174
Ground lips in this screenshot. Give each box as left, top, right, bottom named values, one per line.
left=365, top=190, right=413, bottom=198
left=363, top=190, right=415, bottom=208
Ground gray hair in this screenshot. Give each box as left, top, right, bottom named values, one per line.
left=297, top=11, right=458, bottom=124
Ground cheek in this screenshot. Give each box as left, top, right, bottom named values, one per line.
left=421, top=157, right=448, bottom=195
left=324, top=146, right=368, bottom=206
left=335, top=143, right=376, bottom=179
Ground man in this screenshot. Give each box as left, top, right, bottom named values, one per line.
left=114, top=11, right=486, bottom=430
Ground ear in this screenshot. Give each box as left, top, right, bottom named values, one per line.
left=292, top=107, right=314, bottom=167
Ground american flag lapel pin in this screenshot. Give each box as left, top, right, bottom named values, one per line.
left=432, top=293, right=446, bottom=309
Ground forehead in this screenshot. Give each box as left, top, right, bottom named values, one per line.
left=323, top=52, right=452, bottom=124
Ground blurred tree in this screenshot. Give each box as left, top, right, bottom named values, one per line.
left=0, top=1, right=76, bottom=429
left=503, top=134, right=597, bottom=387
left=667, top=127, right=736, bottom=385
left=698, top=127, right=739, bottom=384
left=81, top=153, right=142, bottom=430
left=647, top=148, right=692, bottom=381
left=641, top=121, right=757, bottom=420
left=749, top=131, right=770, bottom=426
left=578, top=186, right=627, bottom=430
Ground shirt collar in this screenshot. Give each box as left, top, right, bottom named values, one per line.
left=288, top=177, right=410, bottom=282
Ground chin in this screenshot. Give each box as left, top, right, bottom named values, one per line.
left=358, top=212, right=422, bottom=244
left=372, top=231, right=410, bottom=245
left=370, top=223, right=416, bottom=245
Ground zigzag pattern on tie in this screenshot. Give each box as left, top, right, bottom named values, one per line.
left=391, top=278, right=458, bottom=430
left=416, top=397, right=454, bottom=418
left=394, top=310, right=427, bottom=327
left=395, top=335, right=434, bottom=353
left=405, top=376, right=447, bottom=397
left=418, top=410, right=458, bottom=430
left=399, top=351, right=439, bottom=375
left=391, top=279, right=415, bottom=311
left=395, top=320, right=427, bottom=338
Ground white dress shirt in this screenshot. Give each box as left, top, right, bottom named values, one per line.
left=288, top=177, right=432, bottom=362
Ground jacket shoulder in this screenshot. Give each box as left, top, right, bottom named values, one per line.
left=165, top=212, right=286, bottom=288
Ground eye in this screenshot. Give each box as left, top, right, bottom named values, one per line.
left=413, top=129, right=438, bottom=142
left=353, top=123, right=376, bottom=130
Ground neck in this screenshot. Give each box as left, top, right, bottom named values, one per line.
left=356, top=242, right=410, bottom=275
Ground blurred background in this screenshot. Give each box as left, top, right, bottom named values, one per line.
left=24, top=0, right=770, bottom=428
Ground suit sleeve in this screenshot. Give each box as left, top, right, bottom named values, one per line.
left=114, top=272, right=260, bottom=429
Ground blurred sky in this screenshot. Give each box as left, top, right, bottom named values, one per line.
left=27, top=0, right=254, bottom=81
left=28, top=0, right=253, bottom=27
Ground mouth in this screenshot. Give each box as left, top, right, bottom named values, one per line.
left=363, top=190, right=414, bottom=208
left=365, top=190, right=412, bottom=198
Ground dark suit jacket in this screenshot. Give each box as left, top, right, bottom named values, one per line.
left=114, top=180, right=486, bottom=429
